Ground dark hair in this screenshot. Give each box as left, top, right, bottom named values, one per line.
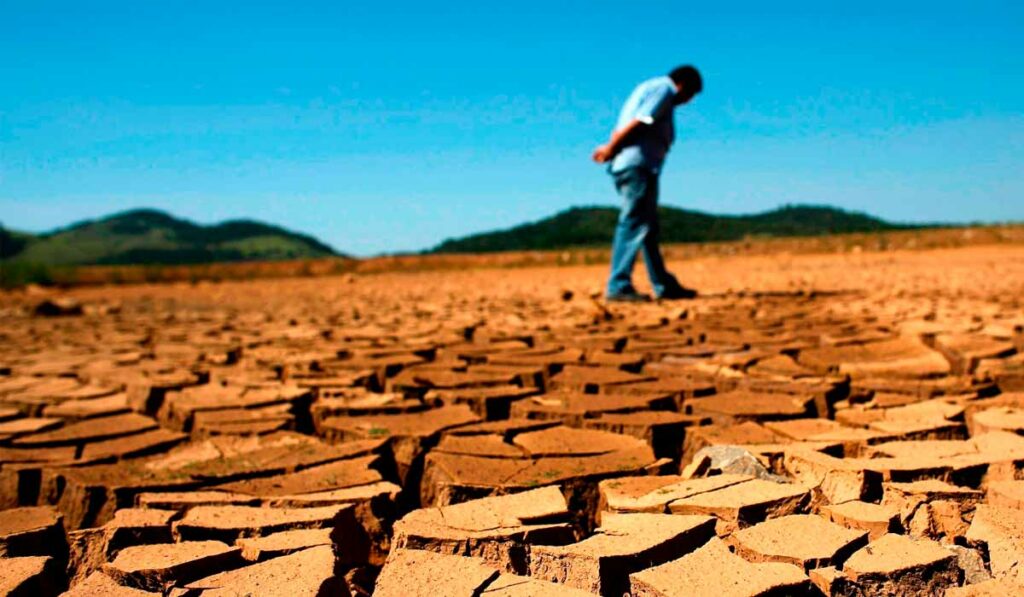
left=668, top=65, right=702, bottom=94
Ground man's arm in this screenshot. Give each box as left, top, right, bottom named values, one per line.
left=594, top=80, right=677, bottom=164
left=592, top=118, right=646, bottom=163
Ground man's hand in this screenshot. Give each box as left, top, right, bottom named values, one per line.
left=592, top=144, right=615, bottom=163
left=592, top=118, right=646, bottom=164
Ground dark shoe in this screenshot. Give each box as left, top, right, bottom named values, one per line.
left=657, top=285, right=698, bottom=300
left=606, top=291, right=652, bottom=303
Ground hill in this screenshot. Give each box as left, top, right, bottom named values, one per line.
left=1, top=209, right=340, bottom=266
left=431, top=204, right=920, bottom=253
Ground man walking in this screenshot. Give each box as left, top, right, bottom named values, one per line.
left=592, top=65, right=702, bottom=302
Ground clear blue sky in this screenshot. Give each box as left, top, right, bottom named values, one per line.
left=2, top=1, right=1022, bottom=255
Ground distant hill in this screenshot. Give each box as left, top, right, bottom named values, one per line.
left=431, top=204, right=920, bottom=253
left=0, top=209, right=341, bottom=266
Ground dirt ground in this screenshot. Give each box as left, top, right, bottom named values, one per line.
left=2, top=244, right=1024, bottom=595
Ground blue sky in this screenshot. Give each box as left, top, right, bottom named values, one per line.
left=1, top=1, right=1022, bottom=255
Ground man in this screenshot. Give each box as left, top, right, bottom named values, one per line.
left=592, top=65, right=702, bottom=302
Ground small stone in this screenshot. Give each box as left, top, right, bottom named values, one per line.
left=34, top=297, right=83, bottom=317
left=947, top=544, right=993, bottom=585
left=685, top=445, right=778, bottom=481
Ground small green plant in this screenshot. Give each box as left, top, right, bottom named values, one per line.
left=0, top=261, right=56, bottom=289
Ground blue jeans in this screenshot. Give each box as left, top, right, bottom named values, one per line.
left=606, top=167, right=680, bottom=297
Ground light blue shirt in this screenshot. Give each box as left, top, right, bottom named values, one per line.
left=609, top=76, right=677, bottom=174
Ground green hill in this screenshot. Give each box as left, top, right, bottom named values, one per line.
left=1, top=209, right=341, bottom=266
left=431, top=204, right=920, bottom=253
left=0, top=227, right=33, bottom=259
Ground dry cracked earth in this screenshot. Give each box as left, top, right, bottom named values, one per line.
left=1, top=245, right=1024, bottom=596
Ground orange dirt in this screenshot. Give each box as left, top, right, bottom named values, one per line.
left=1, top=244, right=1023, bottom=595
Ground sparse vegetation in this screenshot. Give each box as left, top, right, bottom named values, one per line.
left=2, top=208, right=1021, bottom=290
left=1, top=208, right=340, bottom=267
left=431, top=204, right=925, bottom=253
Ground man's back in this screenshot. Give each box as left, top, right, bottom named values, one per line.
left=609, top=76, right=677, bottom=174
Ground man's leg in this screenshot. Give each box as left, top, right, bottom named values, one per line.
left=637, top=173, right=683, bottom=297
left=606, top=168, right=651, bottom=297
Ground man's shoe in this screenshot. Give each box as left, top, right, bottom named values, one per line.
left=657, top=285, right=699, bottom=300
left=606, top=291, right=652, bottom=303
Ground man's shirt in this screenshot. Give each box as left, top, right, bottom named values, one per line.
left=609, top=75, right=677, bottom=174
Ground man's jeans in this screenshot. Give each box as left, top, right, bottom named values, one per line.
left=606, top=167, right=680, bottom=297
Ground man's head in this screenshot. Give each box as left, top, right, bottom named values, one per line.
left=668, top=65, right=702, bottom=104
